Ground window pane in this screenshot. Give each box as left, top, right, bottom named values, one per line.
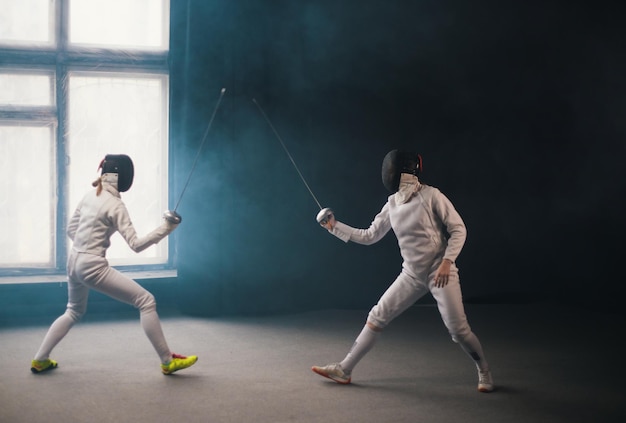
left=0, top=0, right=54, bottom=45
left=67, top=73, right=168, bottom=266
left=0, top=125, right=55, bottom=266
left=0, top=73, right=53, bottom=106
left=70, top=0, right=169, bottom=49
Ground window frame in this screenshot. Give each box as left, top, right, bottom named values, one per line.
left=0, top=0, right=173, bottom=281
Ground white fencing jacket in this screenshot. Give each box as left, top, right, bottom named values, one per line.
left=329, top=184, right=467, bottom=278
left=67, top=175, right=176, bottom=257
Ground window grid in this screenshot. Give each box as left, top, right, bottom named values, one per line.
left=0, top=1, right=171, bottom=279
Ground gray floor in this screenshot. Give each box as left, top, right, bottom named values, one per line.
left=1, top=304, right=625, bottom=423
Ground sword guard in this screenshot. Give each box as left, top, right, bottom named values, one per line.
left=316, top=207, right=333, bottom=225
left=163, top=210, right=182, bottom=224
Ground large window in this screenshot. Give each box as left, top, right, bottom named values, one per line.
left=0, top=0, right=171, bottom=279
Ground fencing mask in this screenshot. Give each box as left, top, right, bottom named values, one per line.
left=99, top=154, right=134, bottom=192
left=381, top=149, right=422, bottom=193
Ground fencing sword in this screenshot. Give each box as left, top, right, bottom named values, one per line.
left=163, top=87, right=227, bottom=224
left=252, top=98, right=333, bottom=225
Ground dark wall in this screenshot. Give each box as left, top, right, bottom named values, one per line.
left=169, top=0, right=626, bottom=316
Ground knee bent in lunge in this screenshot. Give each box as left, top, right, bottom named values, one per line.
left=65, top=305, right=86, bottom=322
left=450, top=327, right=472, bottom=344
left=134, top=291, right=157, bottom=312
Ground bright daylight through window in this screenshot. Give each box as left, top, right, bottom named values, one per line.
left=0, top=0, right=171, bottom=279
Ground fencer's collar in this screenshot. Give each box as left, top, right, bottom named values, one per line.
left=101, top=173, right=121, bottom=198
left=395, top=173, right=420, bottom=204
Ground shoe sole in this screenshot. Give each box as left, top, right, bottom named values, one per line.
left=30, top=364, right=58, bottom=374
left=311, top=367, right=351, bottom=384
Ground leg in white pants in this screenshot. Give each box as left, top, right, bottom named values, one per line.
left=34, top=252, right=172, bottom=364
left=429, top=265, right=489, bottom=372
left=33, top=279, right=89, bottom=361
left=339, top=270, right=429, bottom=372
left=343, top=267, right=490, bottom=374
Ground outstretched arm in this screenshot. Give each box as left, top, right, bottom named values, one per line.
left=319, top=203, right=392, bottom=245
left=112, top=202, right=179, bottom=253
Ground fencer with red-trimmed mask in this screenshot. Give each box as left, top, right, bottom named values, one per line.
left=31, top=154, right=197, bottom=375
left=311, top=149, right=494, bottom=392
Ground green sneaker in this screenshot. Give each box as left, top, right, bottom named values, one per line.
left=31, top=359, right=58, bottom=374
left=161, top=353, right=198, bottom=375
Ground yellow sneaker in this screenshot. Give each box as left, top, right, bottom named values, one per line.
left=31, top=358, right=58, bottom=374
left=161, top=353, right=198, bottom=375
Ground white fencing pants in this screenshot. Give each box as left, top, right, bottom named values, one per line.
left=367, top=267, right=489, bottom=371
left=34, top=251, right=172, bottom=364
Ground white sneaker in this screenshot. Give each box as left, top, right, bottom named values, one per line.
left=478, top=369, right=494, bottom=392
left=311, top=363, right=351, bottom=384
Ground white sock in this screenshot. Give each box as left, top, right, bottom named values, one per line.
left=339, top=325, right=380, bottom=373
left=34, top=311, right=78, bottom=361
left=140, top=308, right=172, bottom=364
left=457, top=331, right=489, bottom=372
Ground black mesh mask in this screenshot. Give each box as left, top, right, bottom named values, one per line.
left=100, top=154, right=134, bottom=192
left=381, top=149, right=422, bottom=193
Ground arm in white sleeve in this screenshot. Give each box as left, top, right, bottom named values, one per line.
left=111, top=202, right=177, bottom=253
left=329, top=203, right=392, bottom=245
left=432, top=191, right=466, bottom=263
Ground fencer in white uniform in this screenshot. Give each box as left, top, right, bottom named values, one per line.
left=31, top=154, right=197, bottom=375
left=311, top=149, right=494, bottom=392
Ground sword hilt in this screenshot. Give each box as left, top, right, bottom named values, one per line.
left=316, top=207, right=333, bottom=225
left=163, top=210, right=182, bottom=224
